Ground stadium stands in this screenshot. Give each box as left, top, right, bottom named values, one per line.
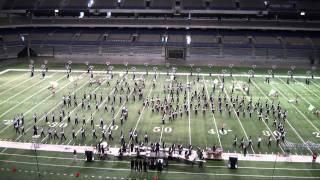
left=121, top=0, right=146, bottom=9
left=209, top=0, right=236, bottom=10
left=239, top=0, right=265, bottom=10
left=150, top=0, right=173, bottom=9
left=182, top=0, right=206, bottom=10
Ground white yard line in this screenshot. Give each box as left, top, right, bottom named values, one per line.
left=7, top=68, right=320, bottom=80
left=186, top=75, right=192, bottom=145
left=251, top=79, right=313, bottom=154
left=159, top=125, right=164, bottom=144
left=0, top=74, right=40, bottom=96
left=0, top=73, right=64, bottom=119
left=232, top=76, right=285, bottom=153
left=0, top=73, right=88, bottom=153
left=41, top=74, right=113, bottom=143
left=202, top=76, right=222, bottom=148
left=66, top=74, right=130, bottom=145
left=0, top=72, right=28, bottom=87
left=0, top=159, right=319, bottom=179
left=311, top=81, right=320, bottom=90
left=217, top=76, right=255, bottom=154
left=0, top=73, right=58, bottom=106
left=130, top=75, right=157, bottom=143
left=293, top=78, right=320, bottom=100
left=276, top=77, right=320, bottom=132
left=159, top=73, right=172, bottom=144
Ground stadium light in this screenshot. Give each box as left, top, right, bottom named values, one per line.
left=54, top=9, right=59, bottom=13
left=186, top=35, right=191, bottom=45
left=79, top=12, right=84, bottom=18
left=106, top=11, right=112, bottom=18
left=87, top=0, right=94, bottom=8
left=264, top=1, right=268, bottom=5
left=300, top=11, right=305, bottom=16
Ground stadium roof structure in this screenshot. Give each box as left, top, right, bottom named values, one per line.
left=0, top=0, right=320, bottom=31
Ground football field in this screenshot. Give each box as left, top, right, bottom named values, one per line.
left=0, top=63, right=320, bottom=179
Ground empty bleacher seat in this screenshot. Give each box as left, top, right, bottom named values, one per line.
left=150, top=0, right=173, bottom=9
left=269, top=0, right=295, bottom=10
left=64, top=0, right=88, bottom=9
left=239, top=0, right=265, bottom=10
left=182, top=0, right=206, bottom=10
left=37, top=0, right=63, bottom=9
left=121, top=0, right=146, bottom=9
left=93, top=0, right=116, bottom=8
left=210, top=0, right=236, bottom=10
left=295, top=0, right=320, bottom=11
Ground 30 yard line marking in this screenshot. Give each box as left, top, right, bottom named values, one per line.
left=130, top=74, right=157, bottom=144
left=232, top=76, right=285, bottom=153
left=203, top=76, right=222, bottom=148
left=276, top=77, right=320, bottom=132
left=186, top=75, right=192, bottom=145
left=217, top=76, right=255, bottom=154
left=251, top=78, right=313, bottom=154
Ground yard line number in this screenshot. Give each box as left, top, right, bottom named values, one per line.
left=153, top=126, right=172, bottom=133
left=208, top=129, right=232, bottom=135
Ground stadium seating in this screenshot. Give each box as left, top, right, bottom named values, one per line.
left=209, top=0, right=236, bottom=10
left=239, top=0, right=265, bottom=10
left=37, top=0, right=62, bottom=9
left=182, top=0, right=206, bottom=10
left=150, top=0, right=173, bottom=9
left=121, top=0, right=146, bottom=9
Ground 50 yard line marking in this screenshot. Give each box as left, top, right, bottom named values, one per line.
left=187, top=75, right=192, bottom=145
left=160, top=73, right=172, bottom=144
left=203, top=76, right=222, bottom=148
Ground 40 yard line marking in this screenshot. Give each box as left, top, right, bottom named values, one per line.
left=187, top=75, right=192, bottom=145
left=203, top=76, right=222, bottom=148
left=66, top=74, right=128, bottom=145
left=217, top=76, right=255, bottom=154
left=129, top=74, right=157, bottom=145
left=40, top=75, right=106, bottom=143
left=251, top=78, right=313, bottom=154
